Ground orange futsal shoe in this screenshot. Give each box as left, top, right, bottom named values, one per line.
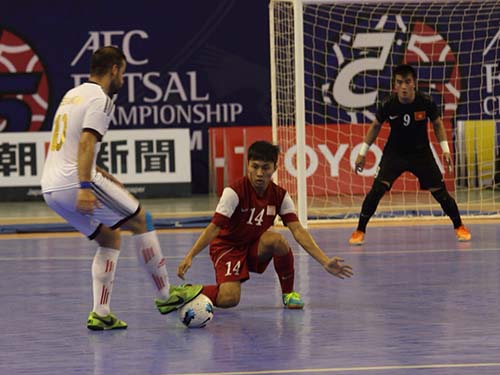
left=455, top=225, right=471, bottom=242
left=349, top=230, right=365, bottom=246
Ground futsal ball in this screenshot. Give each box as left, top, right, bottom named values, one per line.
left=178, top=294, right=214, bottom=328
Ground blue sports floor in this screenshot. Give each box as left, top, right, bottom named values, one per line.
left=1, top=223, right=500, bottom=375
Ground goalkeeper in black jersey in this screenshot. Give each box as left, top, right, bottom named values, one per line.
left=349, top=64, right=471, bottom=245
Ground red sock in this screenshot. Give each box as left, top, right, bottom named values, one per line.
left=201, top=285, right=219, bottom=306
left=273, top=250, right=295, bottom=294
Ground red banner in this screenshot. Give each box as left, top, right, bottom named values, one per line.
left=209, top=123, right=454, bottom=196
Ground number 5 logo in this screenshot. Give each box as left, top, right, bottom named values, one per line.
left=333, top=32, right=395, bottom=109
left=0, top=28, right=50, bottom=132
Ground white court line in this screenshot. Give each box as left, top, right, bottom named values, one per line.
left=0, top=255, right=212, bottom=261
left=0, top=247, right=500, bottom=261
left=341, top=247, right=500, bottom=256
left=161, top=362, right=500, bottom=375
left=0, top=256, right=153, bottom=261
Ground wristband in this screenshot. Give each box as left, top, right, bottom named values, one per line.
left=359, top=142, right=370, bottom=157
left=439, top=141, right=450, bottom=154
left=80, top=181, right=92, bottom=189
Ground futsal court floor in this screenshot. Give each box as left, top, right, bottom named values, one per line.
left=1, top=198, right=500, bottom=375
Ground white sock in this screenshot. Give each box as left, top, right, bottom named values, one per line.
left=91, top=247, right=120, bottom=316
left=134, top=231, right=170, bottom=298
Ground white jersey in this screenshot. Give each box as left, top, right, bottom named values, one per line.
left=41, top=82, right=114, bottom=193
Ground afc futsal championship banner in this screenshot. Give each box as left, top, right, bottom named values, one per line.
left=0, top=129, right=191, bottom=200
left=0, top=1, right=271, bottom=198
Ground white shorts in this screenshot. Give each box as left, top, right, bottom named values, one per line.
left=43, top=172, right=140, bottom=238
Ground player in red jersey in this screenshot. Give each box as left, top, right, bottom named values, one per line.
left=173, top=141, right=352, bottom=311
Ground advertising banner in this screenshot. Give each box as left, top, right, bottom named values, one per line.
left=0, top=129, right=191, bottom=200
left=211, top=124, right=454, bottom=196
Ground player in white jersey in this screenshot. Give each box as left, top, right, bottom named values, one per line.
left=41, top=46, right=202, bottom=330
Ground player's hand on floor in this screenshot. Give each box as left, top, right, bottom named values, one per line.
left=324, top=257, right=353, bottom=279
left=177, top=257, right=193, bottom=280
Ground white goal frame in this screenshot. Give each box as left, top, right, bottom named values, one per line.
left=269, top=0, right=500, bottom=225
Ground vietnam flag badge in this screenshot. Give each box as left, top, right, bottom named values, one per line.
left=414, top=111, right=426, bottom=121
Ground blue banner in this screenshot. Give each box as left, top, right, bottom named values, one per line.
left=0, top=0, right=271, bottom=194
left=304, top=1, right=500, bottom=125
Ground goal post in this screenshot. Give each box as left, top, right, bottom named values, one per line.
left=269, top=0, right=308, bottom=226
left=269, top=0, right=500, bottom=223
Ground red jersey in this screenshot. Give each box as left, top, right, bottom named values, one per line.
left=211, top=176, right=299, bottom=248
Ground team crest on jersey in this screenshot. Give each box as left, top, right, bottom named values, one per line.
left=266, top=205, right=276, bottom=216
left=0, top=27, right=50, bottom=132
left=414, top=111, right=426, bottom=121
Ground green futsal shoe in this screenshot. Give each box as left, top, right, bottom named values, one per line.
left=87, top=311, right=128, bottom=331
left=155, top=284, right=203, bottom=315
left=282, top=291, right=305, bottom=309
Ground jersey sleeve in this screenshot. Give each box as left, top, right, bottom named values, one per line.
left=211, top=187, right=239, bottom=228
left=82, top=97, right=112, bottom=137
left=426, top=98, right=440, bottom=121
left=375, top=96, right=390, bottom=123
left=279, top=192, right=299, bottom=224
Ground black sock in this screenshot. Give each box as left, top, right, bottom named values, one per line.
left=431, top=188, right=462, bottom=228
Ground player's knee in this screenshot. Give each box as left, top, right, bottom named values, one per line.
left=361, top=180, right=389, bottom=216
left=122, top=208, right=151, bottom=234
left=262, top=231, right=289, bottom=256
left=138, top=210, right=154, bottom=231
left=431, top=186, right=451, bottom=202
left=368, top=180, right=389, bottom=200
left=216, top=292, right=240, bottom=308
left=95, top=226, right=121, bottom=249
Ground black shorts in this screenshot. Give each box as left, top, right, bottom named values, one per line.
left=375, top=148, right=443, bottom=190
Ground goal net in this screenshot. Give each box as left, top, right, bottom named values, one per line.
left=270, top=0, right=500, bottom=222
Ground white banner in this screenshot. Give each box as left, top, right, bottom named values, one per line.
left=0, top=129, right=191, bottom=187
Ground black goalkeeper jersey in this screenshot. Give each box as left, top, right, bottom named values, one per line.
left=375, top=91, right=439, bottom=155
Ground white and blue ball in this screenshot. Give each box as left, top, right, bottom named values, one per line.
left=178, top=294, right=214, bottom=328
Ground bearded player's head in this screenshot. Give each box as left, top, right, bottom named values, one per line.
left=89, top=46, right=126, bottom=97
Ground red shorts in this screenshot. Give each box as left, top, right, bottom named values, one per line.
left=209, top=239, right=272, bottom=284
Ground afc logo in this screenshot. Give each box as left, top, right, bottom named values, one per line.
left=71, top=30, right=149, bottom=67
left=319, top=4, right=460, bottom=123
left=0, top=27, right=50, bottom=132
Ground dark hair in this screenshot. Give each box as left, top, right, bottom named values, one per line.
left=248, top=141, right=280, bottom=164
left=393, top=64, right=417, bottom=80
left=90, top=46, right=126, bottom=76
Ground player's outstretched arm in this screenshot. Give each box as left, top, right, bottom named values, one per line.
left=323, top=257, right=354, bottom=279
left=177, top=222, right=221, bottom=280
left=286, top=221, right=353, bottom=279
left=432, top=117, right=453, bottom=174
left=355, top=119, right=382, bottom=174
